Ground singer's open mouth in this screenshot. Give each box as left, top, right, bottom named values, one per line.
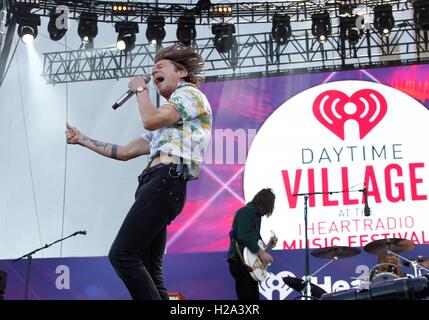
left=154, top=75, right=165, bottom=85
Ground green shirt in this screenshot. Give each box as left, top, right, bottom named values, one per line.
left=227, top=203, right=262, bottom=258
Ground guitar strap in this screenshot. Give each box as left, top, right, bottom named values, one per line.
left=229, top=230, right=253, bottom=272
left=233, top=240, right=253, bottom=273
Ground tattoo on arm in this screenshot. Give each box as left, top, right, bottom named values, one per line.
left=82, top=136, right=117, bottom=158
left=111, top=144, right=118, bottom=159
left=89, top=138, right=108, bottom=149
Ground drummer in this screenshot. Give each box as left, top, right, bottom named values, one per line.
left=363, top=238, right=415, bottom=282
left=378, top=254, right=400, bottom=266
left=374, top=254, right=405, bottom=278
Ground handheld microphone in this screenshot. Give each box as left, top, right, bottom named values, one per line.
left=112, top=75, right=151, bottom=110
left=363, top=186, right=370, bottom=217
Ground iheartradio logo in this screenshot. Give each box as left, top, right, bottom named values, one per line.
left=312, top=89, right=388, bottom=140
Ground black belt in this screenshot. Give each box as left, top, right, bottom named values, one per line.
left=141, top=162, right=189, bottom=180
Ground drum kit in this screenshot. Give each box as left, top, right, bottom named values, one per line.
left=283, top=238, right=429, bottom=300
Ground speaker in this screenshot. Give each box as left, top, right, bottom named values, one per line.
left=0, top=269, right=7, bottom=295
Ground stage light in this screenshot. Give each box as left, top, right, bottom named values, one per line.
left=373, top=4, right=395, bottom=37
left=196, top=0, right=211, bottom=11
left=112, top=3, right=134, bottom=15
left=78, top=12, right=98, bottom=44
left=19, top=26, right=37, bottom=44
left=414, top=0, right=429, bottom=31
left=311, top=11, right=331, bottom=43
left=15, top=0, right=39, bottom=3
left=210, top=4, right=232, bottom=16
left=14, top=0, right=40, bottom=7
left=146, top=15, right=165, bottom=45
left=115, top=22, right=138, bottom=52
left=47, top=8, right=68, bottom=41
left=212, top=23, right=236, bottom=53
left=176, top=15, right=196, bottom=46
left=339, top=4, right=356, bottom=17
left=340, top=16, right=362, bottom=47
left=17, top=14, right=40, bottom=44
left=271, top=14, right=292, bottom=45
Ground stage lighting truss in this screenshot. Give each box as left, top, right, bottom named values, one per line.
left=271, top=14, right=291, bottom=45
left=115, top=21, right=138, bottom=52
left=17, top=13, right=40, bottom=44
left=176, top=15, right=196, bottom=46
left=311, top=11, right=331, bottom=44
left=373, top=4, right=395, bottom=37
left=42, top=17, right=429, bottom=85
left=7, top=0, right=422, bottom=84
left=78, top=12, right=98, bottom=44
left=5, top=0, right=415, bottom=26
left=146, top=15, right=165, bottom=46
left=212, top=23, right=236, bottom=53
left=413, top=0, right=429, bottom=31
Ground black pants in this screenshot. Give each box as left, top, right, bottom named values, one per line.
left=228, top=258, right=260, bottom=300
left=108, top=163, right=187, bottom=300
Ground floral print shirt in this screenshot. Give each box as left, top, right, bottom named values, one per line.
left=142, top=82, right=212, bottom=180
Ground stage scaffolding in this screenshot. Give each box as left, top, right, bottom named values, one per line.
left=2, top=0, right=429, bottom=84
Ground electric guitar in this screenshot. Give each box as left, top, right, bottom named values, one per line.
left=243, top=231, right=277, bottom=282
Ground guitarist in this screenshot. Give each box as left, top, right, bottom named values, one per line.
left=227, top=188, right=277, bottom=300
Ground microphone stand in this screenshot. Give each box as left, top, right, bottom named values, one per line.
left=12, top=231, right=86, bottom=300
left=293, top=188, right=363, bottom=300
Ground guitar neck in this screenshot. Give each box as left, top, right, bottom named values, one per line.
left=265, top=239, right=275, bottom=253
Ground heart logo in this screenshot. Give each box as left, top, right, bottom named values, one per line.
left=259, top=270, right=295, bottom=300
left=312, top=89, right=388, bottom=140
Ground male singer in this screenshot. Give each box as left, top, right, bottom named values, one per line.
left=65, top=43, right=212, bottom=300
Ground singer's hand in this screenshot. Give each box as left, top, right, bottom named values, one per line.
left=65, top=122, right=83, bottom=145
left=129, top=76, right=148, bottom=93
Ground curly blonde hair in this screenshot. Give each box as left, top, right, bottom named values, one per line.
left=154, top=43, right=206, bottom=86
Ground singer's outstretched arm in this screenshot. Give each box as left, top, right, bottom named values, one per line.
left=66, top=123, right=149, bottom=161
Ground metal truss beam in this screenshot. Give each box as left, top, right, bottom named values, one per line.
left=0, top=5, right=15, bottom=86
left=0, top=0, right=8, bottom=52
left=6, top=0, right=413, bottom=25
left=42, top=16, right=429, bottom=84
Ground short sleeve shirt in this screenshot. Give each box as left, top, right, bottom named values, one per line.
left=142, top=82, right=212, bottom=180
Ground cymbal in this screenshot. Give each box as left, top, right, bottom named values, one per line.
left=283, top=276, right=326, bottom=299
left=364, top=238, right=415, bottom=255
left=311, top=246, right=361, bottom=259
left=402, top=256, right=429, bottom=269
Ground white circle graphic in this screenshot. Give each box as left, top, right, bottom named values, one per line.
left=244, top=80, right=429, bottom=250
